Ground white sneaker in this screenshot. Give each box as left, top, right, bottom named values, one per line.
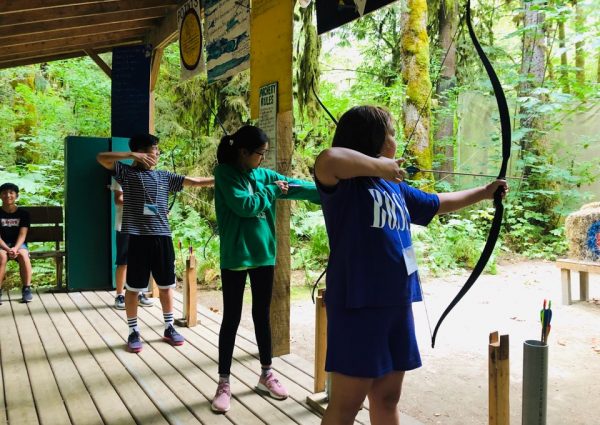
left=138, top=293, right=155, bottom=307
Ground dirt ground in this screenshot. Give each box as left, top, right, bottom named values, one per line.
left=196, top=260, right=600, bottom=425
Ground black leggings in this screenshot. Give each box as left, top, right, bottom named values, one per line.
left=218, top=266, right=274, bottom=375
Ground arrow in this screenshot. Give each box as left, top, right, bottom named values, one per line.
left=405, top=165, right=521, bottom=180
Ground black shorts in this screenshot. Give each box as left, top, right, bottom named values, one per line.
left=126, top=235, right=176, bottom=291
left=115, top=231, right=129, bottom=266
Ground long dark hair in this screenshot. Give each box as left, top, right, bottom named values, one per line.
left=332, top=106, right=394, bottom=157
left=216, top=125, right=269, bottom=164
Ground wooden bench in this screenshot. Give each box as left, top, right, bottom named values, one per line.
left=22, top=206, right=65, bottom=289
left=556, top=258, right=600, bottom=305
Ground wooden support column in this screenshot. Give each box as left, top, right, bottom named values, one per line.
left=314, top=288, right=327, bottom=393
left=250, top=0, right=294, bottom=357
left=489, top=331, right=510, bottom=425
left=306, top=288, right=329, bottom=414
left=175, top=253, right=198, bottom=327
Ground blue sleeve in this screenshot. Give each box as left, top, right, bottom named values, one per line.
left=398, top=182, right=440, bottom=226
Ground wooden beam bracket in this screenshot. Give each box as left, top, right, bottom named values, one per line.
left=84, top=48, right=111, bottom=78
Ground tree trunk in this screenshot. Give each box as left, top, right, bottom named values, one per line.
left=573, top=0, right=585, bottom=88
left=433, top=0, right=458, bottom=183
left=400, top=0, right=432, bottom=176
left=558, top=19, right=569, bottom=93
left=518, top=0, right=559, bottom=229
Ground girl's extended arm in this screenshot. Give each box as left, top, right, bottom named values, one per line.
left=183, top=177, right=215, bottom=187
left=314, top=147, right=405, bottom=186
left=437, top=180, right=508, bottom=215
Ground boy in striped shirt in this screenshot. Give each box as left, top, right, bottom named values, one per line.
left=97, top=134, right=213, bottom=353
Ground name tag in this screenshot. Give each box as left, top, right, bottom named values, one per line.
left=403, top=245, right=418, bottom=275
left=143, top=204, right=158, bottom=216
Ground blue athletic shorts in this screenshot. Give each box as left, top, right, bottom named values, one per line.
left=325, top=303, right=422, bottom=378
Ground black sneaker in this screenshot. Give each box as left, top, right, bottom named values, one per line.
left=22, top=286, right=33, bottom=303
left=163, top=325, right=185, bottom=346
left=127, top=330, right=143, bottom=353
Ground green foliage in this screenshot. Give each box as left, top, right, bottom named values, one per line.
left=169, top=202, right=220, bottom=287
left=290, top=203, right=328, bottom=285
left=412, top=211, right=498, bottom=276
left=503, top=202, right=568, bottom=259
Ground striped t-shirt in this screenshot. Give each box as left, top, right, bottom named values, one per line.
left=113, top=162, right=184, bottom=236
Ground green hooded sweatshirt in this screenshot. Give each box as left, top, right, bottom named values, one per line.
left=214, top=163, right=321, bottom=270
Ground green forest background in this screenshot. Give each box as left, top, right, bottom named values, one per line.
left=0, top=0, right=598, bottom=288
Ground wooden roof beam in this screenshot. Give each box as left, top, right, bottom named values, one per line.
left=146, top=2, right=178, bottom=50
left=0, top=1, right=106, bottom=14
left=0, top=37, right=143, bottom=63
left=0, top=0, right=178, bottom=27
left=0, top=29, right=148, bottom=59
left=85, top=48, right=112, bottom=79
left=0, top=18, right=161, bottom=49
left=0, top=7, right=171, bottom=39
left=0, top=46, right=117, bottom=70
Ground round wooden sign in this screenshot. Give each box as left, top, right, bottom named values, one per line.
left=179, top=8, right=202, bottom=70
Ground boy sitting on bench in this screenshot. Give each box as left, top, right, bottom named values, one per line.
left=0, top=183, right=33, bottom=303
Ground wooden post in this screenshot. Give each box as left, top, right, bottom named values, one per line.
left=175, top=253, right=198, bottom=327
left=306, top=288, right=329, bottom=414
left=579, top=271, right=589, bottom=301
left=561, top=268, right=572, bottom=305
left=314, top=288, right=327, bottom=393
left=251, top=0, right=294, bottom=357
left=185, top=253, right=198, bottom=326
left=271, top=111, right=293, bottom=356
left=489, top=331, right=510, bottom=425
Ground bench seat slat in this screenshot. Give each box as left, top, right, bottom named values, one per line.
left=556, top=259, right=600, bottom=273
left=29, top=251, right=65, bottom=259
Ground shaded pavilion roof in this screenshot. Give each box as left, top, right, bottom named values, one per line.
left=0, top=1, right=181, bottom=71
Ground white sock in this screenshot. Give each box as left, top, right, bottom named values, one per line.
left=127, top=317, right=139, bottom=334
left=163, top=311, right=174, bottom=330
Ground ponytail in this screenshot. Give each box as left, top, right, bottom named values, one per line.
left=216, top=134, right=237, bottom=164
left=216, top=125, right=269, bottom=165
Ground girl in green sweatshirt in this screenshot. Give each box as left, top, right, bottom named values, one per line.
left=211, top=125, right=320, bottom=413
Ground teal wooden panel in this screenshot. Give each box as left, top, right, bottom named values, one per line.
left=65, top=136, right=112, bottom=290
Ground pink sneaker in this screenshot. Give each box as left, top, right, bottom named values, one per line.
left=211, top=381, right=231, bottom=413
left=256, top=371, right=288, bottom=400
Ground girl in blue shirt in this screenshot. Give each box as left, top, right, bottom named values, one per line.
left=314, top=105, right=508, bottom=425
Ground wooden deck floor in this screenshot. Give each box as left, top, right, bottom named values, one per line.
left=0, top=289, right=422, bottom=425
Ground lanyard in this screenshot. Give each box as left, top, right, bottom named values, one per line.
left=138, top=170, right=160, bottom=204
